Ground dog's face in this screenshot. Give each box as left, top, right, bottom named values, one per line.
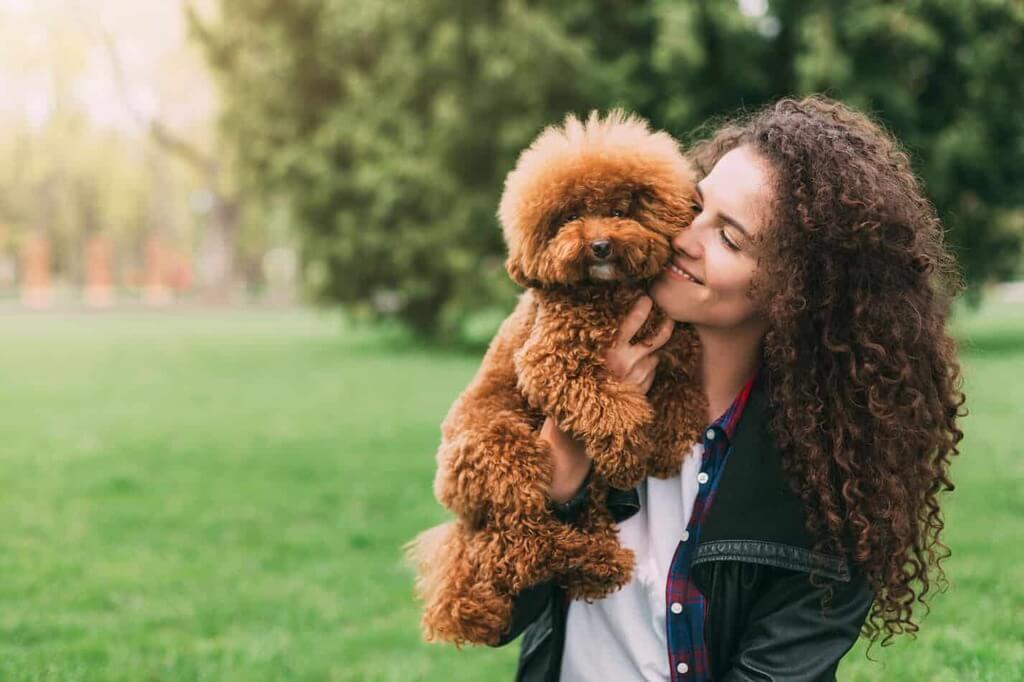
left=499, top=110, right=697, bottom=288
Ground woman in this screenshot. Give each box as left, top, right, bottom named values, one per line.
left=491, top=96, right=967, bottom=681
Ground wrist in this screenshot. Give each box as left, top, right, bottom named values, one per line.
left=541, top=417, right=592, bottom=503
left=548, top=459, right=594, bottom=522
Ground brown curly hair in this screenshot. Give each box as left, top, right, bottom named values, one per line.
left=690, top=95, right=967, bottom=651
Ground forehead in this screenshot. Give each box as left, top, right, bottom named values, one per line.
left=700, top=146, right=773, bottom=234
left=563, top=180, right=640, bottom=207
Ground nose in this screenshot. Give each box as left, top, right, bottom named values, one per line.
left=671, top=224, right=702, bottom=260
left=590, top=239, right=612, bottom=260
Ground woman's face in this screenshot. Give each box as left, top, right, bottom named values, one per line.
left=650, top=145, right=773, bottom=331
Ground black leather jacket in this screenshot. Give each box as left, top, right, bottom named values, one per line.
left=491, top=379, right=875, bottom=681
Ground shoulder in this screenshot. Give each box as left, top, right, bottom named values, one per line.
left=697, top=377, right=853, bottom=582
left=698, top=559, right=874, bottom=681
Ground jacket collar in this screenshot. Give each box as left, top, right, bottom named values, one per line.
left=605, top=375, right=811, bottom=552
left=604, top=376, right=852, bottom=580
left=606, top=373, right=769, bottom=525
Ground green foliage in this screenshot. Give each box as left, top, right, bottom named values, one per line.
left=193, top=0, right=1024, bottom=339
left=786, top=0, right=1024, bottom=294
left=0, top=110, right=193, bottom=280
left=0, top=4, right=222, bottom=286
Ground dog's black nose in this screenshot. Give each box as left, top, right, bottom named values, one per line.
left=591, top=240, right=612, bottom=260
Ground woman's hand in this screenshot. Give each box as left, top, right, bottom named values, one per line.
left=542, top=295, right=674, bottom=503
left=604, top=294, right=674, bottom=395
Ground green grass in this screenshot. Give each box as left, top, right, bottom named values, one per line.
left=840, top=300, right=1024, bottom=682
left=0, top=302, right=1020, bottom=681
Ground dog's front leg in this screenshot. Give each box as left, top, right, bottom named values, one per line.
left=514, top=314, right=654, bottom=488
left=644, top=326, right=707, bottom=478
left=514, top=316, right=653, bottom=435
left=434, top=413, right=553, bottom=526
left=433, top=291, right=552, bottom=523
left=553, top=479, right=637, bottom=600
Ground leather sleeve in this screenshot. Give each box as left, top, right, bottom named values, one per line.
left=490, top=579, right=557, bottom=647
left=721, top=563, right=874, bottom=681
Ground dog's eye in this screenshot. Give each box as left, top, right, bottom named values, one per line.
left=565, top=213, right=579, bottom=223
left=611, top=209, right=624, bottom=218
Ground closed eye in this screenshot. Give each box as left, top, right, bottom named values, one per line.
left=719, top=229, right=740, bottom=252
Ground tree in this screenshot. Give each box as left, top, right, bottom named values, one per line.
left=787, top=0, right=1024, bottom=299
left=192, top=0, right=1024, bottom=338
left=0, top=0, right=234, bottom=298
left=189, top=0, right=660, bottom=338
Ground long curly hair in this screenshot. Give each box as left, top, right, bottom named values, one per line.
left=690, top=95, right=967, bottom=650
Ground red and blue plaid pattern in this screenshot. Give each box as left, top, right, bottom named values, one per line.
left=665, top=368, right=760, bottom=680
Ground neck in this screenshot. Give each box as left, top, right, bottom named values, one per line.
left=696, top=317, right=767, bottom=423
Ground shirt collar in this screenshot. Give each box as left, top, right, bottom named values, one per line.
left=605, top=367, right=766, bottom=524
left=708, top=365, right=762, bottom=448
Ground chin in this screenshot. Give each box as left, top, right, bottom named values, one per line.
left=650, top=276, right=685, bottom=310
left=650, top=280, right=712, bottom=326
left=665, top=309, right=703, bottom=326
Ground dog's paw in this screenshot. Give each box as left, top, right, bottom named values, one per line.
left=560, top=541, right=636, bottom=602
left=554, top=382, right=654, bottom=442
left=421, top=578, right=514, bottom=646
left=585, top=425, right=653, bottom=489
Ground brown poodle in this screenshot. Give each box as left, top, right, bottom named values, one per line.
left=406, top=110, right=707, bottom=646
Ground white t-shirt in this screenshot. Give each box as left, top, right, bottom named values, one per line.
left=559, top=440, right=706, bottom=681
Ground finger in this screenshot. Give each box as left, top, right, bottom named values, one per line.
left=626, top=354, right=659, bottom=385
left=638, top=316, right=675, bottom=350
left=638, top=353, right=660, bottom=376
left=624, top=320, right=670, bottom=371
left=640, top=368, right=656, bottom=395
left=615, top=295, right=654, bottom=346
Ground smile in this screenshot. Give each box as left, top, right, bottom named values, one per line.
left=664, top=261, right=704, bottom=286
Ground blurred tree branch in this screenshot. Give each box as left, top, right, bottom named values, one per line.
left=100, top=26, right=241, bottom=298
left=189, top=0, right=1024, bottom=336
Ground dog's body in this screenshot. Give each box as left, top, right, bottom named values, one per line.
left=407, top=111, right=707, bottom=646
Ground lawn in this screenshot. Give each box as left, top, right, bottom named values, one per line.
left=0, top=302, right=1020, bottom=681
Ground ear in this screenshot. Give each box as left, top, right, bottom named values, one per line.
left=505, top=254, right=536, bottom=289
left=637, top=186, right=696, bottom=232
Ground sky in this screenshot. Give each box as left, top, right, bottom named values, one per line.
left=0, top=0, right=216, bottom=134
left=0, top=0, right=773, bottom=135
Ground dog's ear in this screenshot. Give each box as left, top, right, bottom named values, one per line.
left=505, top=255, right=537, bottom=289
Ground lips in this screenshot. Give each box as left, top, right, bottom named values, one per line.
left=665, top=257, right=704, bottom=285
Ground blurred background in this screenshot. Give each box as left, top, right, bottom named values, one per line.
left=0, top=0, right=1020, bottom=680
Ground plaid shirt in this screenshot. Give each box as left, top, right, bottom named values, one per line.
left=666, top=368, right=760, bottom=680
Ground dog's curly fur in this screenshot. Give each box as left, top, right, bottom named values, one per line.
left=405, top=110, right=707, bottom=646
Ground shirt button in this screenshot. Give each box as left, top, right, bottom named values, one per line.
left=671, top=601, right=683, bottom=614
left=677, top=661, right=689, bottom=674
left=681, top=530, right=690, bottom=542
left=706, top=428, right=716, bottom=440
left=697, top=472, right=709, bottom=484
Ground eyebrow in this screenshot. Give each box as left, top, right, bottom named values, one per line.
left=696, top=182, right=752, bottom=239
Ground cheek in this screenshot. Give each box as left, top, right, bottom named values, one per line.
left=707, top=257, right=757, bottom=300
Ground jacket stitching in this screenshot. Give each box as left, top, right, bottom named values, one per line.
left=691, top=539, right=851, bottom=582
